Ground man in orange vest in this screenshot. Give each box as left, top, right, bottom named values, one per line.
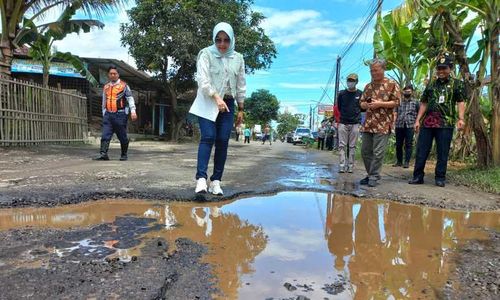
left=94, top=66, right=137, bottom=161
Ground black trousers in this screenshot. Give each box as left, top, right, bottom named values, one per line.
left=317, top=137, right=325, bottom=150
left=395, top=126, right=414, bottom=164
left=413, top=127, right=454, bottom=182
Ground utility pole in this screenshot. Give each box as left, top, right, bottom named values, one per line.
left=333, top=56, right=341, bottom=106
left=309, top=104, right=312, bottom=129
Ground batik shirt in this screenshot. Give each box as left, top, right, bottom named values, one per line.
left=360, top=78, right=401, bottom=134
left=421, top=77, right=465, bottom=128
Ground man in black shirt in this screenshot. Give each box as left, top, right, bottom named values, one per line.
left=337, top=73, right=362, bottom=173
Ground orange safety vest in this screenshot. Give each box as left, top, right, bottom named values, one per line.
left=104, top=80, right=128, bottom=112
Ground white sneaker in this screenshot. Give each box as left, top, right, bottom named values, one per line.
left=195, top=178, right=207, bottom=194
left=208, top=180, right=224, bottom=195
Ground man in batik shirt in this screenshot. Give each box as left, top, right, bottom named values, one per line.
left=359, top=59, right=401, bottom=187
left=409, top=53, right=465, bottom=187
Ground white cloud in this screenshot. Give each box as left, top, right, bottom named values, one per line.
left=279, top=82, right=335, bottom=89
left=52, top=6, right=135, bottom=67
left=256, top=6, right=373, bottom=48
left=259, top=227, right=324, bottom=261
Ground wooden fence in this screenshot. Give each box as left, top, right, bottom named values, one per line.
left=0, top=76, right=87, bottom=146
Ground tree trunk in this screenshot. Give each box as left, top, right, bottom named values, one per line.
left=0, top=38, right=14, bottom=78
left=43, top=63, right=49, bottom=87
left=490, top=24, right=500, bottom=166
left=166, top=81, right=179, bottom=142
left=443, top=12, right=492, bottom=167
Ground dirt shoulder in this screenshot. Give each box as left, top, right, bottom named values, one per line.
left=0, top=140, right=498, bottom=210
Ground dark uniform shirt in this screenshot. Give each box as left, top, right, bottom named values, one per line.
left=421, top=77, right=465, bottom=128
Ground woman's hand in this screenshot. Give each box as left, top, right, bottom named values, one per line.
left=215, top=96, right=230, bottom=112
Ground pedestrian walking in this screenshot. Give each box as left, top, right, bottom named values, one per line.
left=235, top=124, right=242, bottom=141
left=317, top=121, right=326, bottom=150
left=189, top=22, right=246, bottom=195
left=325, top=119, right=334, bottom=150
left=337, top=73, right=362, bottom=173
left=94, top=66, right=137, bottom=161
left=243, top=127, right=251, bottom=143
left=359, top=59, right=401, bottom=187
left=262, top=124, right=272, bottom=145
left=409, top=53, right=465, bottom=187
left=393, top=84, right=419, bottom=168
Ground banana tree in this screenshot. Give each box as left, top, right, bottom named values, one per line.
left=391, top=0, right=496, bottom=167
left=15, top=1, right=103, bottom=87
left=373, top=13, right=430, bottom=87
left=0, top=0, right=124, bottom=78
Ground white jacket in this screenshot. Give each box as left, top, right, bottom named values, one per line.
left=189, top=47, right=246, bottom=122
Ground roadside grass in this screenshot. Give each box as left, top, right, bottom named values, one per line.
left=448, top=166, right=500, bottom=195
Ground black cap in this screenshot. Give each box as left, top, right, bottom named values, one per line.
left=437, top=52, right=454, bottom=68
left=403, top=83, right=414, bottom=90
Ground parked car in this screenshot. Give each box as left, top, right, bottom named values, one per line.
left=311, top=131, right=318, bottom=141
left=292, top=128, right=312, bottom=145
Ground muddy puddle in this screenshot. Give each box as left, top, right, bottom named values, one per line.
left=0, top=192, right=499, bottom=299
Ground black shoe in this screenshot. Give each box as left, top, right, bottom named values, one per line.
left=408, top=178, right=424, bottom=184
left=93, top=154, right=109, bottom=161
left=403, top=162, right=410, bottom=168
left=435, top=181, right=445, bottom=187
left=360, top=177, right=369, bottom=185
left=368, top=179, right=379, bottom=187
left=392, top=162, right=402, bottom=167
left=120, top=141, right=129, bottom=161
left=93, top=140, right=110, bottom=160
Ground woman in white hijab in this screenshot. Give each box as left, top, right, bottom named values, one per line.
left=189, top=22, right=246, bottom=195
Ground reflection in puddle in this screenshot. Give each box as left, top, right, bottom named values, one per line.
left=0, top=193, right=499, bottom=299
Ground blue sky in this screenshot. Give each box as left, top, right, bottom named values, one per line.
left=52, top=0, right=403, bottom=118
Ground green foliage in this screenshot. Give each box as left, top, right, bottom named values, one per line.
left=120, top=0, right=277, bottom=88
left=1, top=0, right=126, bottom=78
left=448, top=166, right=500, bottom=194
left=15, top=1, right=102, bottom=87
left=277, top=112, right=301, bottom=138
left=245, top=89, right=280, bottom=127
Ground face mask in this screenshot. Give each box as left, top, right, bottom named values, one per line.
left=347, top=82, right=356, bottom=89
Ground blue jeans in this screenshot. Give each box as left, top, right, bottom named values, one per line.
left=102, top=111, right=128, bottom=144
left=413, top=127, right=454, bottom=182
left=196, top=99, right=234, bottom=181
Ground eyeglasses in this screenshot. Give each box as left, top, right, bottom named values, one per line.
left=215, top=38, right=230, bottom=44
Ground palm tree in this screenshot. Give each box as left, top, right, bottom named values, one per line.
left=0, top=0, right=126, bottom=78
left=15, top=1, right=103, bottom=86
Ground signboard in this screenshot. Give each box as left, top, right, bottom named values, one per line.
left=317, top=104, right=333, bottom=115
left=11, top=59, right=85, bottom=78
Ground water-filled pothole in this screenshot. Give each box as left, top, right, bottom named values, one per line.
left=0, top=192, right=498, bottom=299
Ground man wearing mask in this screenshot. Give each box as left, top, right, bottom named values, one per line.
left=337, top=73, right=362, bottom=173
left=393, top=84, right=419, bottom=168
left=409, top=53, right=465, bottom=187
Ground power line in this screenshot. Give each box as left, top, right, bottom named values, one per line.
left=316, top=0, right=381, bottom=105
left=339, top=0, right=382, bottom=59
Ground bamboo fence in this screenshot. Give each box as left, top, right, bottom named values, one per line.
left=0, top=76, right=87, bottom=146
